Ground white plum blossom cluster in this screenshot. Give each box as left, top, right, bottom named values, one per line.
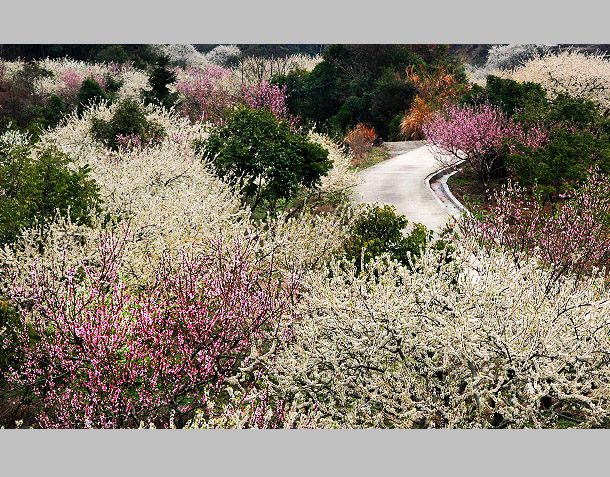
left=260, top=239, right=610, bottom=428
left=160, top=44, right=241, bottom=69
left=499, top=49, right=610, bottom=112
left=309, top=131, right=359, bottom=195
left=0, top=101, right=356, bottom=293
left=36, top=58, right=110, bottom=97
left=0, top=128, right=31, bottom=151
left=1, top=58, right=150, bottom=104
left=183, top=387, right=339, bottom=429
left=204, top=45, right=242, bottom=67
left=466, top=44, right=550, bottom=85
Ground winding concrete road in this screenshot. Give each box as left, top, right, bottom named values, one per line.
left=352, top=142, right=457, bottom=231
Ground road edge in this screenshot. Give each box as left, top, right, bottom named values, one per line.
left=425, top=159, right=466, bottom=215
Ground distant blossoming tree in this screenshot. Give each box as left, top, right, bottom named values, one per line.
left=423, top=103, right=549, bottom=186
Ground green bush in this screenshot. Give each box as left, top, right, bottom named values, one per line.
left=329, top=94, right=372, bottom=132
left=342, top=204, right=433, bottom=272
left=42, top=94, right=68, bottom=128
left=507, top=129, right=610, bottom=198
left=0, top=144, right=100, bottom=245
left=195, top=107, right=332, bottom=212
left=77, top=77, right=107, bottom=116
left=369, top=69, right=417, bottom=139
left=276, top=61, right=345, bottom=126
left=461, top=75, right=547, bottom=118
left=544, top=93, right=601, bottom=130
left=94, top=45, right=130, bottom=64
left=388, top=113, right=405, bottom=141
left=90, top=99, right=164, bottom=151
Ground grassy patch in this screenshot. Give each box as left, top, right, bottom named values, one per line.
left=351, top=146, right=390, bottom=171
left=447, top=165, right=503, bottom=211
left=248, top=189, right=349, bottom=222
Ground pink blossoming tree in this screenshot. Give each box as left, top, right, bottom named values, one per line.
left=175, top=66, right=234, bottom=123
left=423, top=103, right=549, bottom=186
left=58, top=68, right=107, bottom=107
left=175, top=66, right=296, bottom=126
left=461, top=168, right=610, bottom=283
left=240, top=80, right=297, bottom=127
left=5, top=230, right=299, bottom=428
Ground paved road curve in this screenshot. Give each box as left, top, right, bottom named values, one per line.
left=352, top=143, right=452, bottom=231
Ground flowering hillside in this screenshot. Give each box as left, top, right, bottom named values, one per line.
left=3, top=45, right=610, bottom=429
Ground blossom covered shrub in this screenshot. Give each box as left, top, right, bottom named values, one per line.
left=175, top=66, right=234, bottom=123
left=461, top=169, right=610, bottom=282
left=240, top=80, right=296, bottom=127
left=4, top=231, right=299, bottom=428
left=175, top=66, right=296, bottom=125
left=465, top=44, right=546, bottom=85
left=1, top=100, right=355, bottom=296
left=500, top=49, right=610, bottom=114
left=422, top=103, right=549, bottom=186
left=263, top=241, right=610, bottom=428
left=2, top=58, right=149, bottom=107
left=309, top=131, right=359, bottom=196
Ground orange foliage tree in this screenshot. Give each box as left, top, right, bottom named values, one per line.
left=400, top=65, right=467, bottom=140
left=345, top=124, right=378, bottom=165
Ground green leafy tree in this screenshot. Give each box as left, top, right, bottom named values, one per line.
left=369, top=69, right=417, bottom=139
left=543, top=93, right=602, bottom=130
left=196, top=107, right=332, bottom=211
left=278, top=61, right=345, bottom=126
left=94, top=44, right=129, bottom=64
left=507, top=130, right=610, bottom=199
left=90, top=99, right=164, bottom=151
left=461, top=75, right=548, bottom=118
left=322, top=44, right=423, bottom=88
left=77, top=77, right=107, bottom=115
left=342, top=204, right=432, bottom=272
left=0, top=144, right=100, bottom=245
left=329, top=94, right=372, bottom=132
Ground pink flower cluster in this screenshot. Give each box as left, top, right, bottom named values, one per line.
left=175, top=66, right=296, bottom=127
left=175, top=66, right=233, bottom=123
left=423, top=103, right=549, bottom=184
left=241, top=80, right=297, bottom=127
left=5, top=230, right=298, bottom=428
left=59, top=68, right=108, bottom=105
left=463, top=168, right=610, bottom=281
left=507, top=121, right=550, bottom=153
left=58, top=69, right=83, bottom=103
left=107, top=61, right=133, bottom=76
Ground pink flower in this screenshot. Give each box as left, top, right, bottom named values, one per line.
left=5, top=229, right=300, bottom=428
